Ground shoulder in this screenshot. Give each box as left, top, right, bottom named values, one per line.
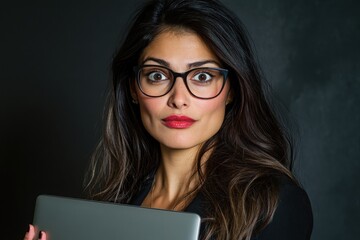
left=252, top=176, right=313, bottom=240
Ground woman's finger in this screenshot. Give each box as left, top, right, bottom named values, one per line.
left=24, top=224, right=35, bottom=240
left=39, top=231, right=47, bottom=240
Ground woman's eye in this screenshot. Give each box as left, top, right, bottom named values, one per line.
left=193, top=72, right=212, bottom=82
left=148, top=71, right=167, bottom=81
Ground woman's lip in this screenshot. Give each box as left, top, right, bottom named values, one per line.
left=162, top=115, right=196, bottom=129
left=162, top=115, right=195, bottom=122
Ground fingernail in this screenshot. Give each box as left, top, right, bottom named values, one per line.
left=38, top=231, right=43, bottom=239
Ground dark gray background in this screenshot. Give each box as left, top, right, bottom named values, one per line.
left=1, top=0, right=359, bottom=239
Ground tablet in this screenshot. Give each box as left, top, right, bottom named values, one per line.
left=33, top=195, right=201, bottom=240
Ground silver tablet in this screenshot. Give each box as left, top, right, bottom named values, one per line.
left=33, top=195, right=201, bottom=240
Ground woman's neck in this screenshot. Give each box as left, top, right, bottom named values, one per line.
left=141, top=144, right=211, bottom=210
left=156, top=145, right=200, bottom=200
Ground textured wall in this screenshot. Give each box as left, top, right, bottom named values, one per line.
left=1, top=0, right=359, bottom=239
left=224, top=1, right=360, bottom=239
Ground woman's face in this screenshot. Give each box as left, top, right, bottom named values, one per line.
left=133, top=30, right=231, bottom=151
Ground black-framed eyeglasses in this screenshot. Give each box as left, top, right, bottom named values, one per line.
left=133, top=65, right=229, bottom=99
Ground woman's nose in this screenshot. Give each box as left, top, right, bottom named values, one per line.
left=167, top=77, right=190, bottom=109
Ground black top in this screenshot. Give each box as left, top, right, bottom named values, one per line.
left=131, top=174, right=313, bottom=240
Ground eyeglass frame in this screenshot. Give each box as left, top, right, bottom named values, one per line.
left=133, top=65, right=229, bottom=99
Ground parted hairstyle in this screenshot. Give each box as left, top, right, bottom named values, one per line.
left=85, top=0, right=296, bottom=239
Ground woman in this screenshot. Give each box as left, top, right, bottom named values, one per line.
left=25, top=0, right=313, bottom=239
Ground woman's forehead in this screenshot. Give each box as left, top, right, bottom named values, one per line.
left=139, top=30, right=220, bottom=68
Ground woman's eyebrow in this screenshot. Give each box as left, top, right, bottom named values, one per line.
left=188, top=60, right=220, bottom=68
left=141, top=57, right=170, bottom=67
left=141, top=58, right=220, bottom=68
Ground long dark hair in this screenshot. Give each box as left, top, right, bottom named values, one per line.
left=85, top=0, right=296, bottom=239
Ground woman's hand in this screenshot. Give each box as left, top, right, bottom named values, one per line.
left=23, top=224, right=46, bottom=240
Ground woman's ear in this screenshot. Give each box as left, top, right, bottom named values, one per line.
left=130, top=80, right=139, bottom=104
left=226, top=90, right=233, bottom=105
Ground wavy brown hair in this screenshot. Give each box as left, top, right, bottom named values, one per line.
left=85, top=0, right=297, bottom=239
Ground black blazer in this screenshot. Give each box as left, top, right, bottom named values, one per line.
left=131, top=174, right=313, bottom=240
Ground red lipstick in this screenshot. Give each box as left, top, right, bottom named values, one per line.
left=162, top=115, right=196, bottom=129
